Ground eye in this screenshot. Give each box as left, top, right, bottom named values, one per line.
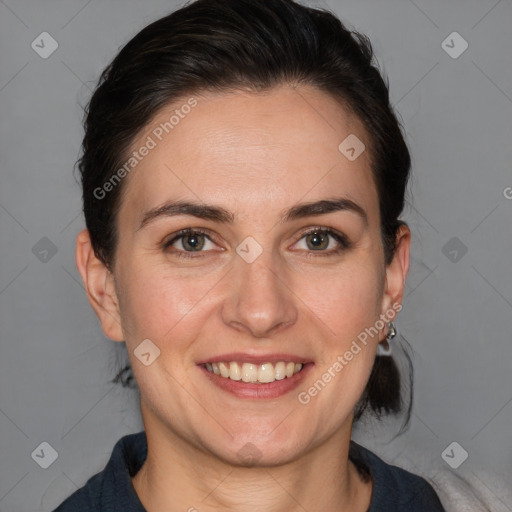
left=293, top=227, right=350, bottom=256
left=163, top=228, right=218, bottom=259
left=163, top=226, right=350, bottom=260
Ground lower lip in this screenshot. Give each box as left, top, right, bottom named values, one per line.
left=199, top=363, right=314, bottom=399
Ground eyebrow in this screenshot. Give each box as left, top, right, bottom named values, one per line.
left=137, top=196, right=368, bottom=231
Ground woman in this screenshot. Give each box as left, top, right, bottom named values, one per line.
left=54, top=0, right=446, bottom=510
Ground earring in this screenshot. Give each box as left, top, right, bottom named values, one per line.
left=377, top=321, right=396, bottom=356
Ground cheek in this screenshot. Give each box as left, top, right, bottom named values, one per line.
left=294, top=259, right=383, bottom=339
left=297, top=264, right=381, bottom=423
left=115, top=258, right=221, bottom=344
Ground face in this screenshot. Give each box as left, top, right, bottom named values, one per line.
left=81, top=85, right=409, bottom=466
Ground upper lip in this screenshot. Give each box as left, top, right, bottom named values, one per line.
left=196, top=352, right=312, bottom=365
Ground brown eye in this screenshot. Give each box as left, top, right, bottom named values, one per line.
left=178, top=233, right=206, bottom=251
left=163, top=228, right=217, bottom=259
left=305, top=231, right=330, bottom=250
left=294, top=228, right=350, bottom=256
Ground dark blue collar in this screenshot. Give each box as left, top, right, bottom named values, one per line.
left=54, top=430, right=445, bottom=511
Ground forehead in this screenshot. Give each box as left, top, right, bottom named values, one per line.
left=119, top=85, right=378, bottom=225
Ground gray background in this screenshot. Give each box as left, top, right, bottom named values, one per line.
left=0, top=0, right=511, bottom=510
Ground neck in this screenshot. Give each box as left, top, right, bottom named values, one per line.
left=132, top=404, right=372, bottom=512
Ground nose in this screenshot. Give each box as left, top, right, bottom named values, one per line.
left=221, top=248, right=298, bottom=338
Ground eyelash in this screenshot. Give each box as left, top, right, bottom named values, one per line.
left=162, top=226, right=351, bottom=260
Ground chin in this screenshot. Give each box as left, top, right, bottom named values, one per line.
left=202, top=425, right=316, bottom=468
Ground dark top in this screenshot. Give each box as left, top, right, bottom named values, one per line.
left=53, top=431, right=446, bottom=511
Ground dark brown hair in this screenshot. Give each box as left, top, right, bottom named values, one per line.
left=78, top=0, right=412, bottom=428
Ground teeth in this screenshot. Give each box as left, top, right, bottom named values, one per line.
left=218, top=362, right=230, bottom=378
left=241, top=363, right=258, bottom=383
left=205, top=361, right=304, bottom=384
left=229, top=361, right=242, bottom=381
left=258, top=363, right=275, bottom=383
left=274, top=361, right=286, bottom=380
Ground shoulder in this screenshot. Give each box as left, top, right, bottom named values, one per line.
left=52, top=432, right=147, bottom=512
left=350, top=441, right=446, bottom=512
left=52, top=472, right=102, bottom=511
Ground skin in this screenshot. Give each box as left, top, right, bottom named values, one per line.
left=76, top=84, right=410, bottom=512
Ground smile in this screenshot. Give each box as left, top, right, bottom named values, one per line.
left=205, top=361, right=304, bottom=384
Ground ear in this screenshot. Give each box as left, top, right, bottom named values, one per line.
left=380, top=224, right=411, bottom=323
left=75, top=228, right=124, bottom=342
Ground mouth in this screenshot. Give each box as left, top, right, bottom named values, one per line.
left=204, top=360, right=304, bottom=384
left=197, top=354, right=313, bottom=399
